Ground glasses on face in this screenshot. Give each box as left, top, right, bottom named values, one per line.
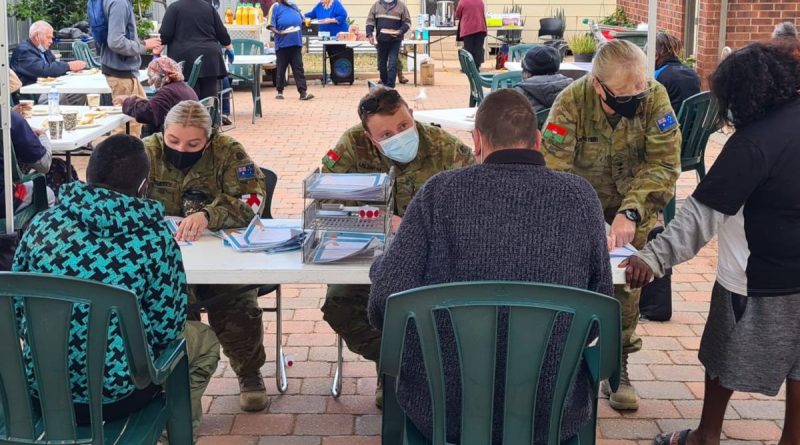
left=358, top=89, right=401, bottom=118
left=598, top=79, right=651, bottom=104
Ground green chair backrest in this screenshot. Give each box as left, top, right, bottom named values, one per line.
left=509, top=44, right=540, bottom=63
left=675, top=91, right=718, bottom=172
left=0, top=272, right=191, bottom=444
left=0, top=133, right=49, bottom=233
left=71, top=41, right=100, bottom=68
left=458, top=49, right=485, bottom=106
left=186, top=55, right=204, bottom=89
left=379, top=281, right=621, bottom=445
left=230, top=39, right=265, bottom=82
left=536, top=107, right=550, bottom=131
left=491, top=71, right=522, bottom=91
left=199, top=96, right=220, bottom=129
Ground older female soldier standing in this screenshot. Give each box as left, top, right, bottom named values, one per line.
left=541, top=39, right=681, bottom=412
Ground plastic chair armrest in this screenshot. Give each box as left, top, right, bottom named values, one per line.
left=151, top=338, right=188, bottom=384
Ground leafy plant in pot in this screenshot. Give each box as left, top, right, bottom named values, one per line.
left=567, top=33, right=596, bottom=63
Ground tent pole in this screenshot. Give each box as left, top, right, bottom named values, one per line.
left=1, top=0, right=15, bottom=234
left=646, top=0, right=657, bottom=73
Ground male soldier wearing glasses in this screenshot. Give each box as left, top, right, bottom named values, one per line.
left=541, top=40, right=681, bottom=411
left=320, top=86, right=475, bottom=407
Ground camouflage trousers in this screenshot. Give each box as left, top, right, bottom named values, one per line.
left=189, top=284, right=266, bottom=377
left=322, top=284, right=382, bottom=363
left=608, top=209, right=657, bottom=355
left=183, top=320, right=221, bottom=437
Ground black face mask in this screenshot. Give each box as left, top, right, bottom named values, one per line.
left=164, top=144, right=205, bottom=170
left=599, top=81, right=645, bottom=119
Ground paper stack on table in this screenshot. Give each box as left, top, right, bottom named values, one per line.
left=311, top=232, right=384, bottom=263
left=306, top=173, right=389, bottom=201
left=220, top=217, right=305, bottom=253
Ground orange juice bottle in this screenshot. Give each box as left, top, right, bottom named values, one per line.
left=225, top=7, right=234, bottom=24
left=249, top=4, right=257, bottom=25
left=235, top=4, right=243, bottom=24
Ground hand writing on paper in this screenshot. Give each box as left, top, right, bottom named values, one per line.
left=607, top=213, right=636, bottom=250
left=176, top=211, right=209, bottom=242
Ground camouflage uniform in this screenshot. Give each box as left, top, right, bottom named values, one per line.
left=541, top=76, right=681, bottom=354
left=144, top=131, right=268, bottom=378
left=322, top=121, right=475, bottom=362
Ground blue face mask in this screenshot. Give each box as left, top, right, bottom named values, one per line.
left=378, top=126, right=419, bottom=164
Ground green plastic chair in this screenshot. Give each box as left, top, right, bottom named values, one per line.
left=664, top=91, right=719, bottom=224
left=509, top=44, right=540, bottom=63
left=0, top=272, right=193, bottom=445
left=458, top=49, right=493, bottom=107
left=490, top=71, right=522, bottom=91
left=186, top=55, right=204, bottom=89
left=71, top=41, right=101, bottom=68
left=199, top=96, right=220, bottom=129
left=0, top=137, right=50, bottom=234
left=536, top=107, right=550, bottom=131
left=379, top=281, right=621, bottom=445
left=229, top=39, right=265, bottom=123
left=613, top=31, right=647, bottom=49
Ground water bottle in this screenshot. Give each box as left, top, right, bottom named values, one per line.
left=47, top=86, right=60, bottom=116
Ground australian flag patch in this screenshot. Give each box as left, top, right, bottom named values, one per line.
left=237, top=164, right=257, bottom=182
left=656, top=112, right=678, bottom=133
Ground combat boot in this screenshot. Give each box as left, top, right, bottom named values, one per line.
left=238, top=372, right=270, bottom=412
left=602, top=353, right=638, bottom=410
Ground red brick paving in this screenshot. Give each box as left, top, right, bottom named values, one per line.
left=68, top=64, right=786, bottom=442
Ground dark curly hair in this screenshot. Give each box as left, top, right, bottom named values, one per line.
left=710, top=39, right=800, bottom=128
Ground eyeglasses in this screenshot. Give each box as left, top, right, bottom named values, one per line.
left=358, top=89, right=401, bottom=118
left=598, top=79, right=652, bottom=104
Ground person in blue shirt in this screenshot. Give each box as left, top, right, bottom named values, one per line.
left=269, top=0, right=315, bottom=100
left=305, top=0, right=349, bottom=83
left=654, top=32, right=700, bottom=113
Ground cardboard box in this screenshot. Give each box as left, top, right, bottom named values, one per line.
left=421, top=62, right=435, bottom=86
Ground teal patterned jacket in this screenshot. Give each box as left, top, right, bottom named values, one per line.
left=12, top=181, right=188, bottom=403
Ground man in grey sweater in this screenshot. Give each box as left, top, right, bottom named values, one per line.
left=368, top=89, right=613, bottom=444
left=100, top=0, right=161, bottom=137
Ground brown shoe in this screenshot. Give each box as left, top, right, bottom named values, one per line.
left=601, top=353, right=638, bottom=410
left=238, top=373, right=270, bottom=412
left=398, top=73, right=409, bottom=84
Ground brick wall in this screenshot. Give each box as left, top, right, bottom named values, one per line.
left=616, top=0, right=800, bottom=85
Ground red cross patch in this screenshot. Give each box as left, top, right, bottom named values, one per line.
left=241, top=193, right=263, bottom=213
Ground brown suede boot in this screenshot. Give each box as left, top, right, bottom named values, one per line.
left=238, top=372, right=270, bottom=412
left=602, top=353, right=638, bottom=410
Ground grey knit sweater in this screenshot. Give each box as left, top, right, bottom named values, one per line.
left=368, top=149, right=613, bottom=444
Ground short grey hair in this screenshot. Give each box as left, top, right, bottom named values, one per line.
left=164, top=100, right=213, bottom=137
left=773, top=22, right=798, bottom=39
left=29, top=21, right=53, bottom=39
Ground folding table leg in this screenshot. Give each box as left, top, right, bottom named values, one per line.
left=274, top=286, right=288, bottom=393
left=331, top=334, right=343, bottom=398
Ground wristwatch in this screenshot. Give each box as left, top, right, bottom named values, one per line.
left=619, top=209, right=641, bottom=224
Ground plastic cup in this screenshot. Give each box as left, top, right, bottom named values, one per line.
left=87, top=94, right=101, bottom=107
left=18, top=100, right=34, bottom=118
left=48, top=116, right=64, bottom=139
left=62, top=111, right=79, bottom=131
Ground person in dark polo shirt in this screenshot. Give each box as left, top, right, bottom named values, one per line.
left=623, top=40, right=800, bottom=445
left=654, top=32, right=700, bottom=113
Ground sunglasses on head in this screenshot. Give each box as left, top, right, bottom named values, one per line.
left=598, top=79, right=651, bottom=104
left=358, top=89, right=401, bottom=118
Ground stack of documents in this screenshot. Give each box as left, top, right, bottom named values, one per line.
left=306, top=173, right=389, bottom=201
left=311, top=232, right=385, bottom=263
left=220, top=217, right=305, bottom=253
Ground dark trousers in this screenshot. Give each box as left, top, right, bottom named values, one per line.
left=462, top=32, right=486, bottom=68
left=194, top=76, right=219, bottom=101
left=322, top=284, right=381, bottom=362
left=276, top=46, right=307, bottom=94
left=377, top=39, right=402, bottom=88
left=221, top=76, right=231, bottom=116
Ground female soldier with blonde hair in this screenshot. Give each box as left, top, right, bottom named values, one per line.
left=541, top=39, right=681, bottom=411
left=143, top=100, right=271, bottom=413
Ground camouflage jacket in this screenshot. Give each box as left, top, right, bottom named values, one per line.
left=144, top=131, right=266, bottom=230
left=541, top=75, right=681, bottom=222
left=322, top=121, right=475, bottom=216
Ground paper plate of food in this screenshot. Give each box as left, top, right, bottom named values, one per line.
left=31, top=105, right=50, bottom=116
left=36, top=77, right=63, bottom=85
left=75, top=122, right=102, bottom=129
left=465, top=113, right=476, bottom=121
left=67, top=68, right=100, bottom=76
left=92, top=106, right=123, bottom=114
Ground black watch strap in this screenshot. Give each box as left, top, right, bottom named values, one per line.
left=619, top=208, right=641, bottom=224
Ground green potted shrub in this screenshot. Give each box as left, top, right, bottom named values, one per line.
left=567, top=33, right=596, bottom=63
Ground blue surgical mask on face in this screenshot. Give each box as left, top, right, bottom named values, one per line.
left=379, top=126, right=419, bottom=164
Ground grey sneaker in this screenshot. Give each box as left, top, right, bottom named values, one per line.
left=299, top=92, right=314, bottom=101
left=275, top=93, right=285, bottom=100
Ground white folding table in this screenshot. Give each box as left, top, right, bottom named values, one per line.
left=20, top=70, right=150, bottom=95
left=414, top=107, right=476, bottom=131
left=229, top=54, right=277, bottom=123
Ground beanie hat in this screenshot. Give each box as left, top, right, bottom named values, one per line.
left=521, top=45, right=561, bottom=76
